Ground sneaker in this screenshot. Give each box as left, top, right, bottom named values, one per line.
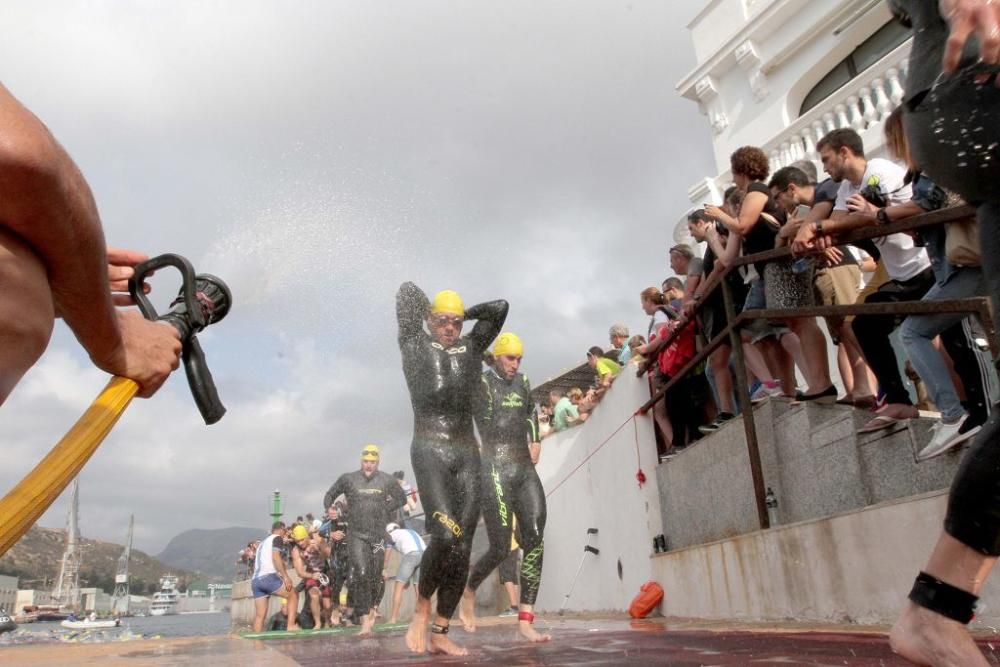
left=918, top=414, right=980, bottom=460
left=698, top=412, right=735, bottom=434
left=498, top=607, right=518, bottom=617
left=750, top=380, right=783, bottom=404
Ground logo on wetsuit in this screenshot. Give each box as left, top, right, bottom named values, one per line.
left=430, top=342, right=468, bottom=355
left=433, top=511, right=463, bottom=537
left=500, top=392, right=524, bottom=409
left=491, top=464, right=509, bottom=528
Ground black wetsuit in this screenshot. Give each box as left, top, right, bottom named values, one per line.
left=467, top=369, right=546, bottom=606
left=396, top=282, right=508, bottom=619
left=323, top=470, right=405, bottom=615
left=320, top=516, right=350, bottom=606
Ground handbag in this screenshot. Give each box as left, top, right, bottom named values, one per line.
left=945, top=218, right=981, bottom=267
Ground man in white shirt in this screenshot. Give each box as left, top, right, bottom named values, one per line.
left=385, top=523, right=426, bottom=624
left=793, top=128, right=934, bottom=432
left=251, top=522, right=297, bottom=632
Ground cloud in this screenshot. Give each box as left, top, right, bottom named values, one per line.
left=0, top=0, right=714, bottom=553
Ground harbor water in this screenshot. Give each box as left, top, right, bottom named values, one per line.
left=20, top=611, right=230, bottom=640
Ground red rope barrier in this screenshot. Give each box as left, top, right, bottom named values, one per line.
left=545, top=414, right=638, bottom=499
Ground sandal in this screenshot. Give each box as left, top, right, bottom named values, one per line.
left=858, top=414, right=905, bottom=434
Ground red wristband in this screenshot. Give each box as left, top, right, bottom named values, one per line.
left=518, top=611, right=534, bottom=623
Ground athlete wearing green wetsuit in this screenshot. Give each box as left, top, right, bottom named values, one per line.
left=467, top=354, right=545, bottom=606
left=396, top=283, right=507, bottom=635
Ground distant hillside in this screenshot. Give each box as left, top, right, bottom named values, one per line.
left=157, top=527, right=264, bottom=581
left=0, top=525, right=189, bottom=596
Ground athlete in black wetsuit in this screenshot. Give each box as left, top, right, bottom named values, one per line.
left=319, top=502, right=349, bottom=625
left=323, top=444, right=405, bottom=636
left=396, top=282, right=507, bottom=655
left=460, top=332, right=550, bottom=642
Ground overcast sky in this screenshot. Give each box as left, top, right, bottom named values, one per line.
left=0, top=0, right=715, bottom=555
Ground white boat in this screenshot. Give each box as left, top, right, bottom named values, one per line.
left=149, top=574, right=180, bottom=616
left=60, top=618, right=120, bottom=630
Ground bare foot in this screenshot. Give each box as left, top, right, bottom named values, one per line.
left=459, top=588, right=477, bottom=632
left=358, top=610, right=376, bottom=637
left=429, top=631, right=469, bottom=656
left=286, top=624, right=301, bottom=632
left=389, top=617, right=397, bottom=624
left=889, top=601, right=989, bottom=667
left=405, top=599, right=430, bottom=653
left=519, top=621, right=551, bottom=643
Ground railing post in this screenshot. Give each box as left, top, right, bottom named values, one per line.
left=721, top=279, right=770, bottom=530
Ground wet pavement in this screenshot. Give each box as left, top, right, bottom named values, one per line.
left=4, top=616, right=1000, bottom=666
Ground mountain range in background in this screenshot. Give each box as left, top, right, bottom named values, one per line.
left=0, top=525, right=188, bottom=596
left=156, top=526, right=265, bottom=581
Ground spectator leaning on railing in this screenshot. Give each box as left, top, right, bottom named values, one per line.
left=705, top=147, right=809, bottom=402
left=770, top=163, right=876, bottom=408
left=586, top=346, right=620, bottom=388
left=609, top=324, right=631, bottom=365
left=686, top=210, right=743, bottom=432
left=546, top=389, right=580, bottom=434
left=793, top=127, right=934, bottom=434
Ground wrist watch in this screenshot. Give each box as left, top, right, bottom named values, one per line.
left=876, top=207, right=890, bottom=224
left=814, top=220, right=824, bottom=236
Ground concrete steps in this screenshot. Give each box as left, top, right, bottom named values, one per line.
left=655, top=398, right=963, bottom=551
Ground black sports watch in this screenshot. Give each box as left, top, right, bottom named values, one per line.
left=876, top=207, right=890, bottom=225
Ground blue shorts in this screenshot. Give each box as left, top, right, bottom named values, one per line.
left=395, top=551, right=422, bottom=584
left=251, top=573, right=283, bottom=598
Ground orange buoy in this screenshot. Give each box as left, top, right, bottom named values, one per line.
left=628, top=581, right=664, bottom=619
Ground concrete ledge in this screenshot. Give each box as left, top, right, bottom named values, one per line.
left=651, top=490, right=1000, bottom=628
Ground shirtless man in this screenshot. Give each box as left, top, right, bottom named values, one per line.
left=0, top=83, right=181, bottom=407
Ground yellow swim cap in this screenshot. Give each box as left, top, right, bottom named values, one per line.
left=493, top=332, right=523, bottom=358
left=291, top=525, right=309, bottom=541
left=431, top=290, right=465, bottom=317
left=361, top=444, right=380, bottom=461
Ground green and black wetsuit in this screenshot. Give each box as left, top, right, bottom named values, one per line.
left=323, top=470, right=405, bottom=615
left=467, top=368, right=546, bottom=605
left=396, top=282, right=507, bottom=619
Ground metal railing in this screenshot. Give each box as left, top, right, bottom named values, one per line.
left=640, top=205, right=996, bottom=530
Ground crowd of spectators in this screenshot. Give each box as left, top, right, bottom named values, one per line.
left=543, top=114, right=993, bottom=465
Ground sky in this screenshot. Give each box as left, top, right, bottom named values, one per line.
left=0, top=0, right=715, bottom=555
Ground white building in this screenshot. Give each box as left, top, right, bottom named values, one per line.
left=673, top=0, right=910, bottom=241
left=0, top=575, right=17, bottom=613
left=14, top=589, right=56, bottom=613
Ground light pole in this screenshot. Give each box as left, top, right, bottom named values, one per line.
left=270, top=489, right=282, bottom=525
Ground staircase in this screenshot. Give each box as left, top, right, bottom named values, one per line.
left=650, top=398, right=992, bottom=627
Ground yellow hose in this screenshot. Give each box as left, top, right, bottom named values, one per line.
left=0, top=376, right=138, bottom=556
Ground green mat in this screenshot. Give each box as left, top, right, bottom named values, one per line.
left=241, top=621, right=409, bottom=640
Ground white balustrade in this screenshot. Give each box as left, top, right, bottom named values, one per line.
left=834, top=104, right=850, bottom=131
left=847, top=96, right=864, bottom=131
left=885, top=68, right=904, bottom=107
left=859, top=87, right=878, bottom=126
left=823, top=112, right=837, bottom=134
left=871, top=78, right=893, bottom=121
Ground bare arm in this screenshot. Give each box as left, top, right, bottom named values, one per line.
left=291, top=547, right=311, bottom=579
left=706, top=191, right=768, bottom=236
left=273, top=550, right=293, bottom=590
left=0, top=84, right=180, bottom=396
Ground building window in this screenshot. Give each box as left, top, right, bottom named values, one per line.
left=799, top=19, right=910, bottom=116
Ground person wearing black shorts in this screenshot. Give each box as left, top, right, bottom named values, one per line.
left=396, top=283, right=507, bottom=655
